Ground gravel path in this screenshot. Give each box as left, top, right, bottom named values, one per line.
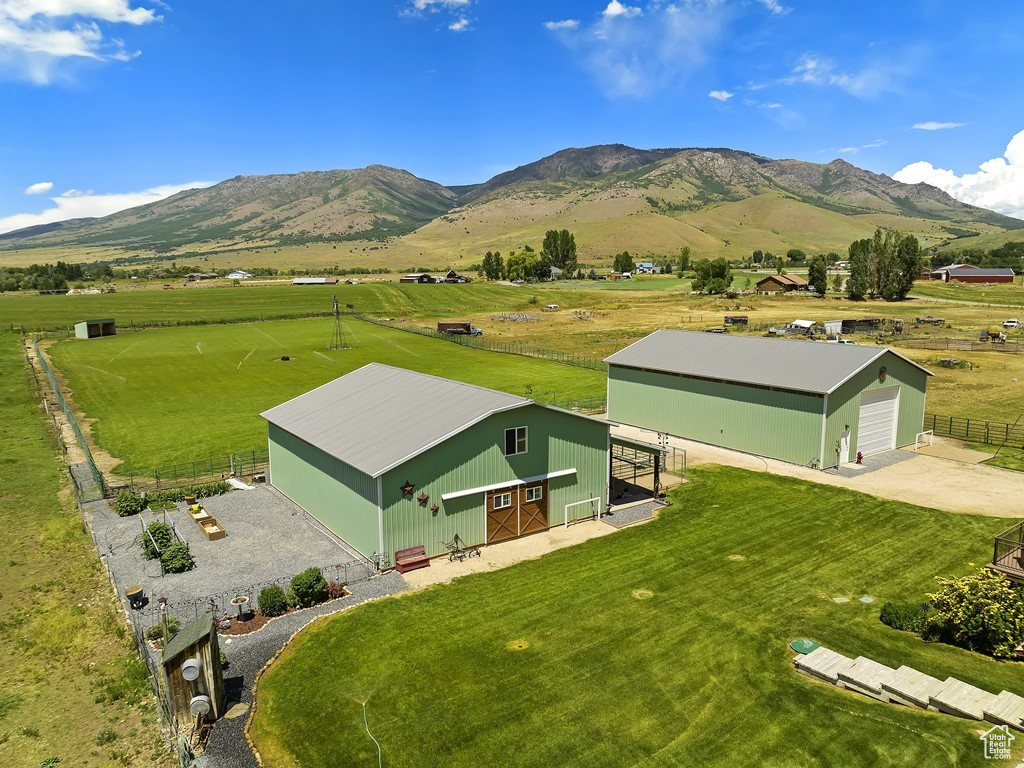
left=197, top=571, right=408, bottom=768
left=602, top=500, right=668, bottom=528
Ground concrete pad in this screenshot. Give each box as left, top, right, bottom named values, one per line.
left=881, top=666, right=945, bottom=709
left=985, top=690, right=1024, bottom=731
left=795, top=647, right=856, bottom=684
left=929, top=678, right=999, bottom=720
left=837, top=657, right=897, bottom=701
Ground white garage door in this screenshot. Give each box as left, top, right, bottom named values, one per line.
left=858, top=387, right=900, bottom=456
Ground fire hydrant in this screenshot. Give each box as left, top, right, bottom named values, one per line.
left=855, top=451, right=863, bottom=465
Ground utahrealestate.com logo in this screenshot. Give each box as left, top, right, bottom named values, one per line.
left=981, top=725, right=1015, bottom=760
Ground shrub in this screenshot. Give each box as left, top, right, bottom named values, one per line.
left=160, top=542, right=193, bottom=574
left=95, top=729, right=117, bottom=746
left=290, top=567, right=328, bottom=608
left=114, top=491, right=145, bottom=517
left=879, top=601, right=928, bottom=633
left=258, top=585, right=288, bottom=617
left=927, top=568, right=1024, bottom=658
left=140, top=521, right=174, bottom=559
left=219, top=648, right=229, bottom=670
left=326, top=580, right=347, bottom=599
left=144, top=616, right=180, bottom=642
left=145, top=481, right=231, bottom=508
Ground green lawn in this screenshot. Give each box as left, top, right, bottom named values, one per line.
left=912, top=281, right=1024, bottom=306
left=48, top=316, right=607, bottom=473
left=249, top=467, right=1024, bottom=768
left=0, top=332, right=170, bottom=767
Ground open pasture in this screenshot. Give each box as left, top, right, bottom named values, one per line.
left=47, top=316, right=607, bottom=474
left=249, top=467, right=1023, bottom=768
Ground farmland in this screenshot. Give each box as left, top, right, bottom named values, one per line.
left=249, top=467, right=1022, bottom=768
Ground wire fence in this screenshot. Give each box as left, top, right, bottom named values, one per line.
left=123, top=449, right=270, bottom=493
left=16, top=309, right=336, bottom=337
left=900, top=338, right=1024, bottom=354
left=356, top=313, right=608, bottom=372
left=924, top=412, right=1024, bottom=447
left=33, top=340, right=106, bottom=498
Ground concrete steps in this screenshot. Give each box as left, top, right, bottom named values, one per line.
left=837, top=657, right=897, bottom=701
left=929, top=677, right=999, bottom=720
left=795, top=647, right=856, bottom=684
left=985, top=690, right=1024, bottom=731
left=881, top=665, right=945, bottom=709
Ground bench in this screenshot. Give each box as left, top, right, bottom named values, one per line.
left=394, top=545, right=430, bottom=573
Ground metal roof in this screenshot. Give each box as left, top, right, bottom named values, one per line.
left=944, top=267, right=1015, bottom=276
left=604, top=329, right=931, bottom=395
left=261, top=364, right=534, bottom=477
left=162, top=612, right=215, bottom=666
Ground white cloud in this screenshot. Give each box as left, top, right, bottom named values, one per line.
left=402, top=0, right=472, bottom=32
left=836, top=139, right=887, bottom=154
left=553, top=1, right=735, bottom=99
left=912, top=121, right=964, bottom=131
left=544, top=19, right=579, bottom=30
left=0, top=180, right=214, bottom=235
left=784, top=52, right=904, bottom=98
left=603, top=0, right=642, bottom=18
left=893, top=129, right=1024, bottom=220
left=757, top=0, right=790, bottom=14
left=708, top=89, right=733, bottom=101
left=0, top=0, right=156, bottom=83
left=761, top=101, right=782, bottom=109
left=448, top=16, right=469, bottom=31
left=24, top=180, right=53, bottom=195
left=410, top=0, right=468, bottom=9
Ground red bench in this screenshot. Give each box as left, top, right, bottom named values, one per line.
left=394, top=545, right=430, bottom=573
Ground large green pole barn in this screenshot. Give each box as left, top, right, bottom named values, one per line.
left=605, top=330, right=931, bottom=469
left=261, top=364, right=609, bottom=564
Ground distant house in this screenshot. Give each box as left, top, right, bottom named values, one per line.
left=756, top=274, right=809, bottom=294
left=634, top=262, right=655, bottom=274
left=292, top=277, right=339, bottom=285
left=226, top=270, right=253, bottom=280
left=549, top=266, right=563, bottom=280
left=400, top=273, right=435, bottom=284
left=442, top=269, right=471, bottom=284
left=184, top=272, right=219, bottom=282
left=831, top=260, right=850, bottom=270
left=930, top=266, right=1014, bottom=283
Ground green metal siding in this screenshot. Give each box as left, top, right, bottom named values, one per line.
left=267, top=424, right=380, bottom=558
left=380, top=405, right=608, bottom=558
left=822, top=352, right=928, bottom=468
left=608, top=365, right=823, bottom=466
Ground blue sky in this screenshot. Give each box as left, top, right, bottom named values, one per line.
left=1, top=0, right=1022, bottom=233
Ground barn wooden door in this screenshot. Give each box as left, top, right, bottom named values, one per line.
left=518, top=481, right=548, bottom=536
left=486, top=487, right=518, bottom=544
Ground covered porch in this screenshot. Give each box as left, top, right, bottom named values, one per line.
left=609, top=434, right=686, bottom=505
left=990, top=521, right=1024, bottom=582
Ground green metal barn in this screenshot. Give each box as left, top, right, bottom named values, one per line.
left=605, top=330, right=931, bottom=469
left=261, top=364, right=609, bottom=564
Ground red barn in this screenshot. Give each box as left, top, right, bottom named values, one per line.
left=931, top=266, right=1015, bottom=283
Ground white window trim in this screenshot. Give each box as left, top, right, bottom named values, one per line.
left=493, top=492, right=513, bottom=510
left=504, top=426, right=528, bottom=456
left=525, top=486, right=543, bottom=502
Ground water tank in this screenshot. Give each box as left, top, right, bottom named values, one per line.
left=182, top=658, right=202, bottom=682
left=189, top=695, right=212, bottom=717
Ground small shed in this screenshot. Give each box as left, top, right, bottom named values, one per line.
left=161, top=612, right=225, bottom=729
left=74, top=318, right=116, bottom=339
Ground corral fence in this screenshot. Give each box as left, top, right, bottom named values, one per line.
left=128, top=560, right=375, bottom=630
left=356, top=313, right=608, bottom=372
left=32, top=340, right=106, bottom=499
left=901, top=338, right=1024, bottom=354
left=924, top=412, right=1024, bottom=447
left=122, top=449, right=270, bottom=494
left=15, top=309, right=335, bottom=337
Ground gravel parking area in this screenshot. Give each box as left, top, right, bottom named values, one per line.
left=90, top=485, right=365, bottom=613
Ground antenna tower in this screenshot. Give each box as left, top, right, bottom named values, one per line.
left=327, top=295, right=350, bottom=350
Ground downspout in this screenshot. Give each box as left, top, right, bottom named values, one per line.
left=818, top=393, right=829, bottom=469
left=375, top=476, right=384, bottom=562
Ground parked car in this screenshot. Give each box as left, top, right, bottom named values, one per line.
left=1003, top=319, right=1022, bottom=329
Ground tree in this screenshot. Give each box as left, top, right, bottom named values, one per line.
left=612, top=251, right=633, bottom=274
left=505, top=251, right=540, bottom=281
left=541, top=229, right=577, bottom=274
left=928, top=568, right=1024, bottom=658
left=751, top=250, right=763, bottom=264
left=808, top=256, right=828, bottom=297
left=786, top=248, right=806, bottom=264
left=847, top=238, right=870, bottom=300
left=692, top=258, right=733, bottom=294
left=831, top=272, right=845, bottom=294
left=677, top=246, right=692, bottom=275
left=481, top=251, right=504, bottom=280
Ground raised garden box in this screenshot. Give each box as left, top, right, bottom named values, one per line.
left=199, top=518, right=225, bottom=541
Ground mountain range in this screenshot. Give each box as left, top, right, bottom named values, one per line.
left=2, top=144, right=1021, bottom=263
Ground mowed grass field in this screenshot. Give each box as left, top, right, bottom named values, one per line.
left=47, top=317, right=607, bottom=473
left=249, top=467, right=1024, bottom=768
left=0, top=332, right=171, bottom=767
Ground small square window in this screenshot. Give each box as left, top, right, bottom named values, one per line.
left=494, top=492, right=513, bottom=510
left=504, top=426, right=528, bottom=456
left=525, top=486, right=543, bottom=502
